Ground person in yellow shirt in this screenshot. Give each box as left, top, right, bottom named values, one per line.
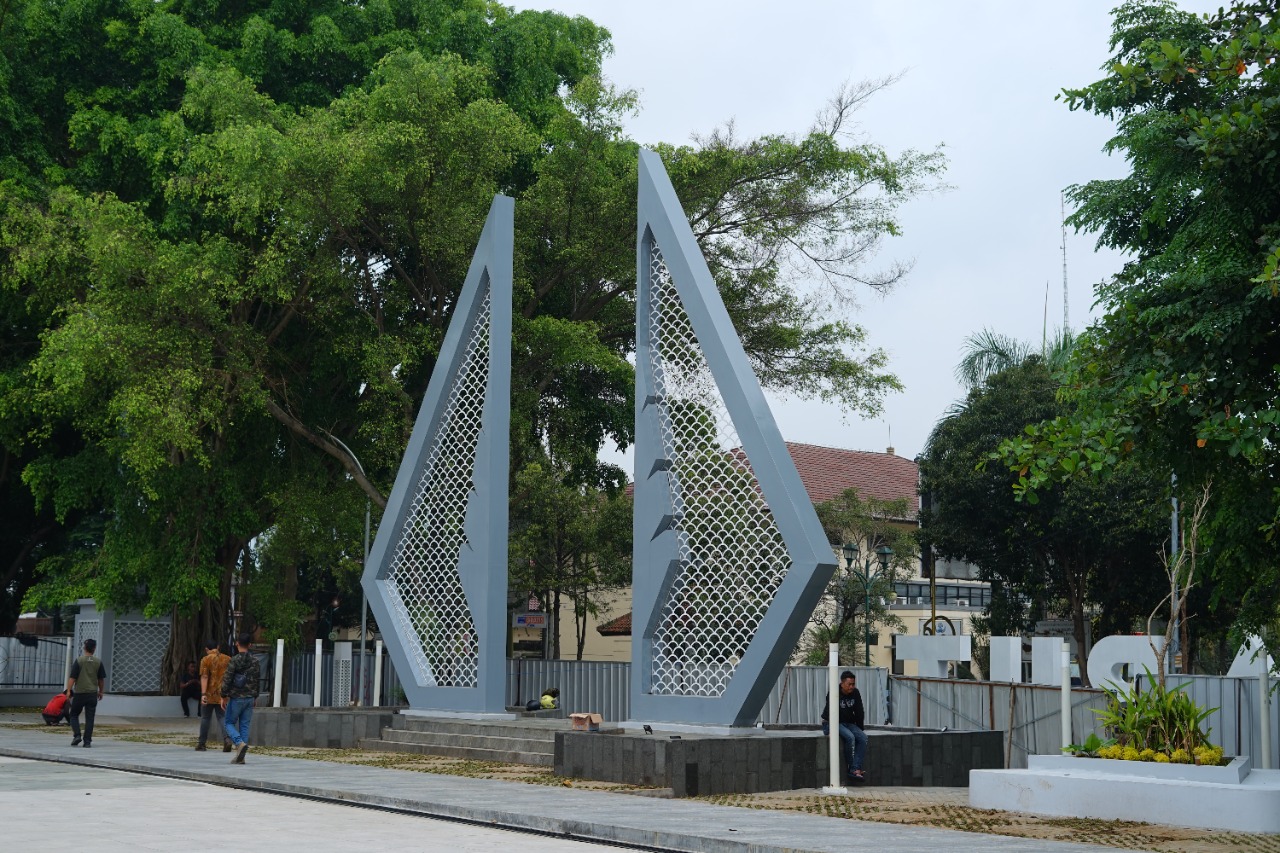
left=196, top=639, right=232, bottom=752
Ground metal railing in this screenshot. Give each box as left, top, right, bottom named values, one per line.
left=0, top=636, right=69, bottom=688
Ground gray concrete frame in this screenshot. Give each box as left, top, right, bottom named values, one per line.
left=361, top=195, right=512, bottom=713
left=631, top=150, right=837, bottom=727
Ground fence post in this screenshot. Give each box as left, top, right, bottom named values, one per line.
left=273, top=639, right=284, bottom=708
left=1261, top=654, right=1273, bottom=770
left=821, top=643, right=846, bottom=794
left=63, top=636, right=74, bottom=686
left=373, top=639, right=384, bottom=707
left=1061, top=641, right=1072, bottom=751
left=313, top=638, right=323, bottom=707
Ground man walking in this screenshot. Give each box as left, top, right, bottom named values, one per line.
left=220, top=632, right=260, bottom=765
left=196, top=639, right=232, bottom=752
left=821, top=670, right=868, bottom=783
left=65, top=638, right=106, bottom=748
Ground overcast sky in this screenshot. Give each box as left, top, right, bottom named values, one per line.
left=509, top=0, right=1218, bottom=467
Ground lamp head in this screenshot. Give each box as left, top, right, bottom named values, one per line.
left=842, top=542, right=859, bottom=565
left=876, top=544, right=894, bottom=570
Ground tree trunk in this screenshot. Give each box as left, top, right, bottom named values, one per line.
left=1068, top=566, right=1091, bottom=688
left=278, top=561, right=300, bottom=706
left=159, top=539, right=240, bottom=693
left=160, top=597, right=222, bottom=695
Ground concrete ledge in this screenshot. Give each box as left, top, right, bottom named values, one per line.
left=970, top=756, right=1280, bottom=833
left=250, top=706, right=398, bottom=749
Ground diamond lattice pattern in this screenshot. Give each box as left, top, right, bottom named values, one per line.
left=384, top=286, right=489, bottom=688
left=110, top=621, right=171, bottom=693
left=646, top=245, right=792, bottom=697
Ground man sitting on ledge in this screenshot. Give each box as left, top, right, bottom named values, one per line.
left=821, top=670, right=867, bottom=783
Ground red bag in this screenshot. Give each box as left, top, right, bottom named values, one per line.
left=43, top=693, right=68, bottom=716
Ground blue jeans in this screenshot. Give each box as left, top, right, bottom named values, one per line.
left=823, top=721, right=868, bottom=777
left=224, top=697, right=254, bottom=746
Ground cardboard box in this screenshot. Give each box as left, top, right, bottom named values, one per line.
left=569, top=712, right=603, bottom=732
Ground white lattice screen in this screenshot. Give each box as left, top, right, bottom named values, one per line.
left=110, top=621, right=170, bottom=692
left=384, top=286, right=489, bottom=687
left=74, top=619, right=100, bottom=661
left=646, top=245, right=792, bottom=698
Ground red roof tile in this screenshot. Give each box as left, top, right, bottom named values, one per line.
left=622, top=442, right=919, bottom=517
left=784, top=442, right=919, bottom=514
left=596, top=612, right=632, bottom=636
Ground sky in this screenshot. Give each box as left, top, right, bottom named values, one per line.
left=508, top=0, right=1219, bottom=467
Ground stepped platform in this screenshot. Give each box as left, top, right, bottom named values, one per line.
left=358, top=715, right=567, bottom=766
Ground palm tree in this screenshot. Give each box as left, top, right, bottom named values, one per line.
left=954, top=327, right=1075, bottom=391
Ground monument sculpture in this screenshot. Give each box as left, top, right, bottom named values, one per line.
left=361, top=195, right=512, bottom=714
left=630, top=149, right=837, bottom=728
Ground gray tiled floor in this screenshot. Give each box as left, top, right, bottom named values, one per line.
left=0, top=722, right=1111, bottom=853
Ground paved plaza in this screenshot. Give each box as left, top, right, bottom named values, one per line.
left=0, top=755, right=633, bottom=853
left=0, top=715, right=1113, bottom=853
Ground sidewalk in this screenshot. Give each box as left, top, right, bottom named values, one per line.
left=0, top=718, right=1108, bottom=853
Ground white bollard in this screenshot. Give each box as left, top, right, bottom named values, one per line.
left=273, top=638, right=284, bottom=708
left=313, top=638, right=323, bottom=707
left=63, top=635, right=75, bottom=685
left=1061, top=642, right=1072, bottom=751
left=1261, top=651, right=1273, bottom=770
left=372, top=639, right=384, bottom=707
left=821, top=642, right=847, bottom=794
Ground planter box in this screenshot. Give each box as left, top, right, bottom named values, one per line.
left=971, top=753, right=1280, bottom=833
left=1030, top=753, right=1251, bottom=784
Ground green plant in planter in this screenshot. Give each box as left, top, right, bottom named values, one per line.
left=1063, top=731, right=1114, bottom=757
left=1092, top=668, right=1224, bottom=763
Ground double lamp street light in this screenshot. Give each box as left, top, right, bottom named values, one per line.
left=840, top=542, right=894, bottom=667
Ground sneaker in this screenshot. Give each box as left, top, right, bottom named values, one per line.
left=195, top=744, right=207, bottom=751
left=234, top=744, right=248, bottom=764
left=70, top=736, right=81, bottom=746
left=82, top=742, right=91, bottom=748
left=222, top=739, right=232, bottom=753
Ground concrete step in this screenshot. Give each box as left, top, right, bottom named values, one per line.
left=377, top=727, right=554, bottom=755
left=391, top=717, right=561, bottom=741
left=355, top=737, right=554, bottom=766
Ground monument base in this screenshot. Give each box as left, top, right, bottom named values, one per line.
left=555, top=726, right=1003, bottom=797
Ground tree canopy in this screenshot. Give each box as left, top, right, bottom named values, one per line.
left=998, top=0, right=1280, bottom=646
left=0, top=0, right=944, bottom=681
left=922, top=355, right=1171, bottom=682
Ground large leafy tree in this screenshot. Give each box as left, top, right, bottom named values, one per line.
left=999, top=0, right=1280, bottom=648
left=800, top=488, right=915, bottom=667
left=922, top=356, right=1170, bottom=682
left=0, top=0, right=943, bottom=680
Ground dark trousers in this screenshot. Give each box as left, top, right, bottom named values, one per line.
left=197, top=701, right=226, bottom=747
left=180, top=684, right=201, bottom=716
left=69, top=694, right=98, bottom=743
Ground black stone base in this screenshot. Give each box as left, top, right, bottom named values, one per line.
left=250, top=707, right=399, bottom=749
left=554, top=726, right=1004, bottom=796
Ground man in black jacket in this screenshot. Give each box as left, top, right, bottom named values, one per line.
left=821, top=670, right=868, bottom=782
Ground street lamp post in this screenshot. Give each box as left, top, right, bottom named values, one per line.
left=841, top=542, right=894, bottom=667
left=328, top=434, right=372, bottom=707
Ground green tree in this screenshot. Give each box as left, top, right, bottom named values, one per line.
left=800, top=488, right=914, bottom=666
left=508, top=459, right=630, bottom=660
left=998, top=0, right=1280, bottom=651
left=922, top=356, right=1170, bottom=683
left=0, top=1, right=944, bottom=687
